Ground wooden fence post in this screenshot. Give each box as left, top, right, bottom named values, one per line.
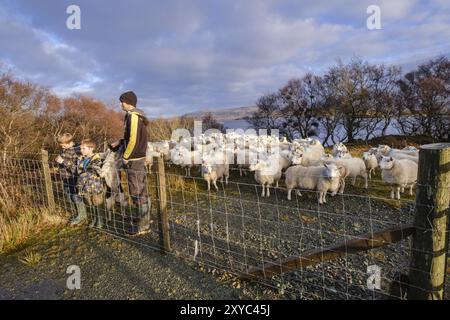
left=409, top=143, right=450, bottom=300
left=41, top=149, right=55, bottom=211
left=155, top=155, right=171, bottom=253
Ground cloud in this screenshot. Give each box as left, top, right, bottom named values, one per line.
left=0, top=0, right=449, bottom=116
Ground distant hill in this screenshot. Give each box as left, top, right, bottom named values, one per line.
left=182, top=106, right=257, bottom=121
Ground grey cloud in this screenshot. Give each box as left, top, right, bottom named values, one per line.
left=0, top=0, right=449, bottom=116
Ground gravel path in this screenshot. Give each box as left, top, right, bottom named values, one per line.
left=0, top=227, right=276, bottom=300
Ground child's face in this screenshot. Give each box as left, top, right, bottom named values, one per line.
left=80, top=145, right=94, bottom=156
left=60, top=142, right=74, bottom=150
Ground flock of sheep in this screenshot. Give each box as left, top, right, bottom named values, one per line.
left=143, top=133, right=420, bottom=204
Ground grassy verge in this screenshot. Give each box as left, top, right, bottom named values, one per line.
left=0, top=207, right=68, bottom=254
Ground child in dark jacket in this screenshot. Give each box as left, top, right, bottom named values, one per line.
left=55, top=133, right=86, bottom=225
left=76, top=139, right=105, bottom=228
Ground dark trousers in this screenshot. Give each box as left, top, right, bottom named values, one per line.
left=125, top=159, right=148, bottom=206
left=63, top=177, right=82, bottom=203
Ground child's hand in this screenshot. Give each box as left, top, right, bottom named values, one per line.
left=123, top=159, right=129, bottom=165
left=55, top=155, right=64, bottom=164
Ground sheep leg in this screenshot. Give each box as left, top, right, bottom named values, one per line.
left=287, top=188, right=292, bottom=201
left=207, top=180, right=210, bottom=191
left=266, top=185, right=270, bottom=197
left=213, top=180, right=219, bottom=192
left=261, top=184, right=265, bottom=197
left=339, top=179, right=345, bottom=194
left=296, top=190, right=302, bottom=196
left=396, top=187, right=401, bottom=200
left=276, top=180, right=279, bottom=188
left=364, top=173, right=368, bottom=189
left=106, top=196, right=114, bottom=211
left=400, top=185, right=405, bottom=193
left=318, top=191, right=324, bottom=204
left=239, top=167, right=243, bottom=177
left=390, top=187, right=395, bottom=199
left=225, top=175, right=229, bottom=185
left=409, top=184, right=414, bottom=196
left=352, top=176, right=356, bottom=186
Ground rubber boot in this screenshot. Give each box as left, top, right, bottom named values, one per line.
left=96, top=206, right=104, bottom=229
left=137, top=203, right=150, bottom=234
left=71, top=202, right=87, bottom=225
left=89, top=207, right=97, bottom=228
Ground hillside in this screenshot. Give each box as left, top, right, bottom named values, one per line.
left=182, top=106, right=257, bottom=121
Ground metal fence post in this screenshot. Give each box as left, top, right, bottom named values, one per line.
left=409, top=143, right=450, bottom=300
left=41, top=149, right=55, bottom=211
left=155, top=155, right=170, bottom=253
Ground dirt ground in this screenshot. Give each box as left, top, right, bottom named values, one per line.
left=0, top=226, right=280, bottom=300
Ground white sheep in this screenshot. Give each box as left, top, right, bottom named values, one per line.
left=99, top=148, right=128, bottom=218
left=378, top=145, right=419, bottom=158
left=332, top=142, right=348, bottom=157
left=249, top=157, right=282, bottom=197
left=285, top=163, right=341, bottom=204
left=327, top=156, right=368, bottom=188
left=390, top=152, right=419, bottom=164
left=201, top=162, right=229, bottom=191
left=290, top=144, right=324, bottom=166
left=362, top=152, right=378, bottom=180
left=379, top=156, right=418, bottom=200
left=336, top=150, right=352, bottom=158
left=170, top=146, right=200, bottom=176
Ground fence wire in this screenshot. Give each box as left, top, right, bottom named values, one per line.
left=0, top=152, right=449, bottom=300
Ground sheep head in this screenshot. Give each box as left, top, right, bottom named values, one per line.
left=323, top=163, right=340, bottom=179
left=379, top=156, right=395, bottom=170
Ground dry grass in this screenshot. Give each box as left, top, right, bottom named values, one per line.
left=0, top=207, right=67, bottom=254
left=19, top=251, right=42, bottom=267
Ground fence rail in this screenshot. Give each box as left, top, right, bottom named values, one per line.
left=0, top=143, right=449, bottom=300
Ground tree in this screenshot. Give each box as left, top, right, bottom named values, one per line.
left=248, top=93, right=282, bottom=135
left=397, top=56, right=450, bottom=141
left=202, top=112, right=225, bottom=132
left=0, top=73, right=51, bottom=158
left=279, top=74, right=321, bottom=140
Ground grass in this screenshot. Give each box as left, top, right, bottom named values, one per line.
left=0, top=206, right=67, bottom=254
left=19, top=251, right=42, bottom=267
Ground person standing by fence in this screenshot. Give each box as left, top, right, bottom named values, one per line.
left=55, top=133, right=86, bottom=225
left=114, top=91, right=150, bottom=235
left=76, top=139, right=105, bottom=228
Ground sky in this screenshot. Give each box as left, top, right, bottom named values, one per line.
left=0, top=0, right=449, bottom=117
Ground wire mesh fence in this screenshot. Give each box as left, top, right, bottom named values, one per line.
left=0, top=148, right=449, bottom=300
